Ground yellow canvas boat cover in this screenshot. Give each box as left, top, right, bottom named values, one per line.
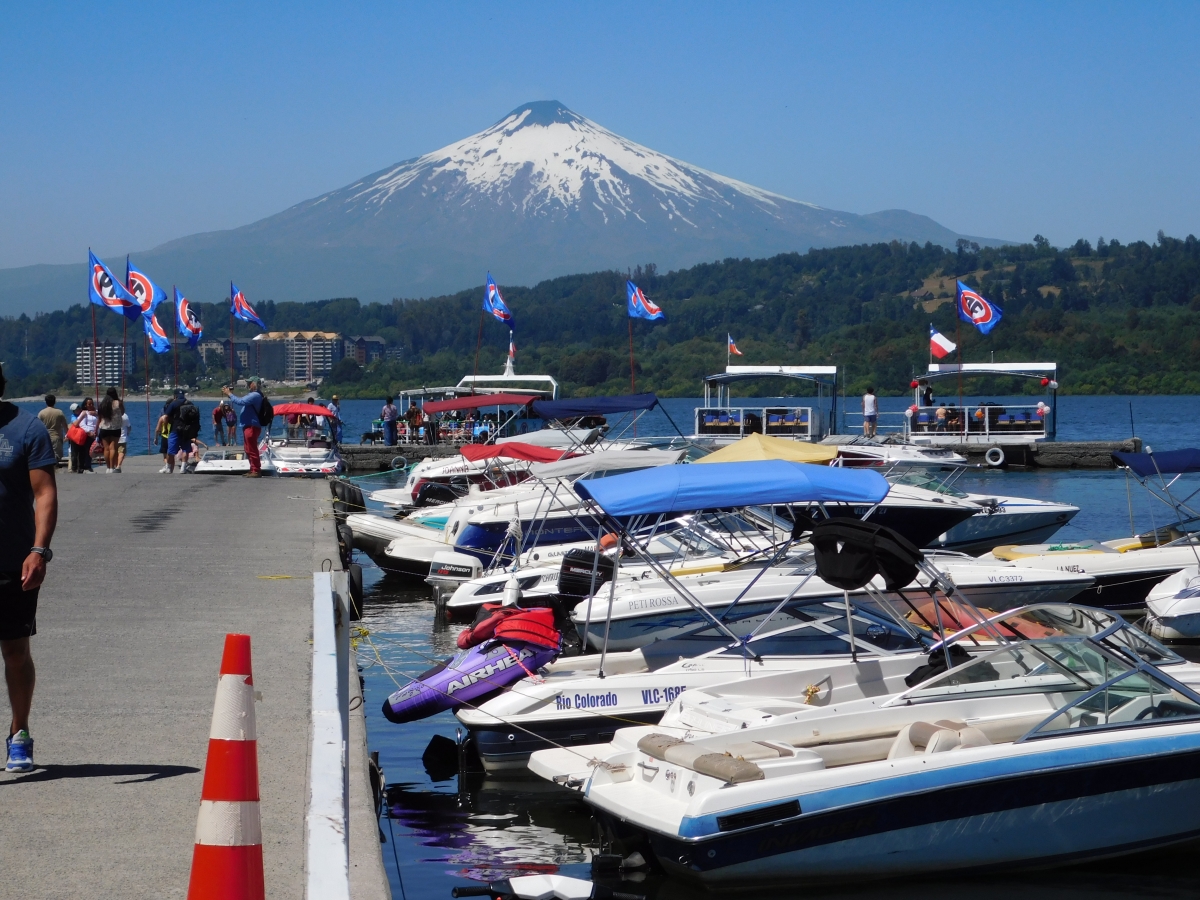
left=695, top=432, right=838, bottom=465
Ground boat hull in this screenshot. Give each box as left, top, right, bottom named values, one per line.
left=614, top=745, right=1200, bottom=887
left=472, top=710, right=663, bottom=772
left=932, top=507, right=1077, bottom=556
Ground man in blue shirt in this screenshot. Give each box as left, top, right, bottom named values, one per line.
left=0, top=363, right=59, bottom=772
left=222, top=378, right=264, bottom=477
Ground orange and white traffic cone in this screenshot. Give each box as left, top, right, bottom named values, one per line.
left=186, top=634, right=265, bottom=900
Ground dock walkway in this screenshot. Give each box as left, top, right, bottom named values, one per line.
left=0, top=457, right=387, bottom=899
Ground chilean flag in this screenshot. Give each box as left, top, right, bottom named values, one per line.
left=727, top=334, right=743, bottom=356
left=176, top=287, right=203, bottom=347
left=957, top=281, right=1002, bottom=334
left=483, top=273, right=515, bottom=329
left=627, top=281, right=664, bottom=321
left=88, top=251, right=143, bottom=322
left=230, top=282, right=266, bottom=329
left=930, top=325, right=957, bottom=359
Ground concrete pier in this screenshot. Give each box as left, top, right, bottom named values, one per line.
left=0, top=458, right=388, bottom=900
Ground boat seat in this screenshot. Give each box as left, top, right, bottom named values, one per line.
left=635, top=734, right=793, bottom=783
left=887, top=720, right=992, bottom=759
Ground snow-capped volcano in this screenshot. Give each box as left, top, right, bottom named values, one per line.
left=346, top=100, right=809, bottom=223
left=0, top=101, right=995, bottom=313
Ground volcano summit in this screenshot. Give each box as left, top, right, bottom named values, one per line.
left=0, top=101, right=996, bottom=313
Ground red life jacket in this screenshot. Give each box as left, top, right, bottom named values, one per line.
left=457, top=604, right=560, bottom=651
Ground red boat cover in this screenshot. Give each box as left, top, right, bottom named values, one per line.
left=421, top=393, right=537, bottom=414
left=271, top=403, right=335, bottom=417
left=459, top=443, right=570, bottom=464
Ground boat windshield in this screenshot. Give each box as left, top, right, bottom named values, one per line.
left=892, top=638, right=1133, bottom=705
left=1024, top=666, right=1200, bottom=738
left=641, top=599, right=927, bottom=669
left=889, top=471, right=968, bottom=499
left=936, top=604, right=1184, bottom=666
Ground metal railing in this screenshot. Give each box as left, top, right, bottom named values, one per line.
left=307, top=571, right=351, bottom=900
left=903, top=404, right=1050, bottom=442
left=842, top=411, right=907, bottom=435
left=694, top=406, right=815, bottom=440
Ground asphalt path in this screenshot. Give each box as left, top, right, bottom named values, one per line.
left=0, top=457, right=338, bottom=899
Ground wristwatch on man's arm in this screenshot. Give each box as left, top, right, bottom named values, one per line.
left=30, top=547, right=53, bottom=563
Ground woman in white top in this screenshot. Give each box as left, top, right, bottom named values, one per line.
left=72, top=397, right=98, bottom=473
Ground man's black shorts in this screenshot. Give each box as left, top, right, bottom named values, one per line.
left=0, top=572, right=38, bottom=641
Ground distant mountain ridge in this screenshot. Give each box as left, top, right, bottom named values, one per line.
left=0, top=101, right=1004, bottom=316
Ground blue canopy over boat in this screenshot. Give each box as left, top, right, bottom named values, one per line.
left=532, top=393, right=658, bottom=418
left=1113, top=449, right=1200, bottom=478
left=574, top=459, right=889, bottom=517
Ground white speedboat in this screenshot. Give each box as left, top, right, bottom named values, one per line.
left=570, top=553, right=1093, bottom=652
left=562, top=615, right=1200, bottom=887
left=833, top=435, right=967, bottom=468
left=459, top=596, right=931, bottom=772
left=259, top=402, right=343, bottom=476
left=1145, top=565, right=1200, bottom=640
left=890, top=470, right=1080, bottom=555
left=193, top=446, right=276, bottom=475
left=981, top=534, right=1200, bottom=611
left=529, top=604, right=1193, bottom=784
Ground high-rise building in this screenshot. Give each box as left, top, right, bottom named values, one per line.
left=76, top=341, right=134, bottom=385
left=251, top=332, right=343, bottom=382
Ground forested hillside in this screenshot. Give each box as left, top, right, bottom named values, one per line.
left=3, top=233, right=1200, bottom=398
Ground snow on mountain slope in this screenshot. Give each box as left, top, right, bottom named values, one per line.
left=342, top=101, right=814, bottom=223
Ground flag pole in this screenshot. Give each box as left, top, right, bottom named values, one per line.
left=90, top=304, right=99, bottom=405
left=956, top=316, right=963, bottom=413
left=471, top=311, right=484, bottom=393
left=121, top=317, right=127, bottom=398
left=171, top=288, right=178, bottom=389
left=628, top=319, right=636, bottom=393
left=229, top=311, right=235, bottom=386
left=144, top=331, right=152, bottom=451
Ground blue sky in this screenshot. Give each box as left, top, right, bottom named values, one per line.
left=3, top=1, right=1198, bottom=268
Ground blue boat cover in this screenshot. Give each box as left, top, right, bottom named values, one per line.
left=574, top=459, right=889, bottom=516
left=1114, top=449, right=1200, bottom=477
left=532, top=393, right=658, bottom=418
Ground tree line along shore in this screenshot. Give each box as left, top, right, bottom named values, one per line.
left=3, top=234, right=1199, bottom=399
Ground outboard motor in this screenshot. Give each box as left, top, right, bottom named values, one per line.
left=557, top=548, right=617, bottom=599
left=414, top=480, right=462, bottom=507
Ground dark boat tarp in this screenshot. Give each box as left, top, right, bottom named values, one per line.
left=574, top=459, right=889, bottom=517
left=1113, top=450, right=1200, bottom=478
left=532, top=394, right=658, bottom=418
left=421, top=393, right=537, bottom=414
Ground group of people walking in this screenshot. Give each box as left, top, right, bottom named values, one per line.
left=32, top=390, right=132, bottom=474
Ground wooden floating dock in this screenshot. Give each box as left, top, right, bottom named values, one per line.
left=339, top=438, right=1144, bottom=473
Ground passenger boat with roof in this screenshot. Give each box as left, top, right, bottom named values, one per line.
left=561, top=606, right=1200, bottom=887
left=691, top=366, right=838, bottom=444
left=897, top=361, right=1059, bottom=447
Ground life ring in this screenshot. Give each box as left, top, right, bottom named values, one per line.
left=985, top=446, right=1005, bottom=467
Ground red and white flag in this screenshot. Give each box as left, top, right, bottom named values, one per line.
left=930, top=325, right=957, bottom=359
left=727, top=334, right=743, bottom=356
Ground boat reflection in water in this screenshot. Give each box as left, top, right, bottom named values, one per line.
left=385, top=776, right=595, bottom=883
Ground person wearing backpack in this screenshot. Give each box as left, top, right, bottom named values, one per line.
left=222, top=379, right=266, bottom=477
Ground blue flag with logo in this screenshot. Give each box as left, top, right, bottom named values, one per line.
left=88, top=251, right=142, bottom=321
left=125, top=257, right=167, bottom=317
left=627, top=280, right=664, bottom=321
left=176, top=287, right=203, bottom=347
left=143, top=307, right=171, bottom=353
left=483, top=273, right=515, bottom=329
left=956, top=281, right=1002, bottom=334
left=230, top=282, right=266, bottom=329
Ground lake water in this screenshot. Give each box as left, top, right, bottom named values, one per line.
left=346, top=393, right=1200, bottom=899
left=25, top=388, right=1200, bottom=895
